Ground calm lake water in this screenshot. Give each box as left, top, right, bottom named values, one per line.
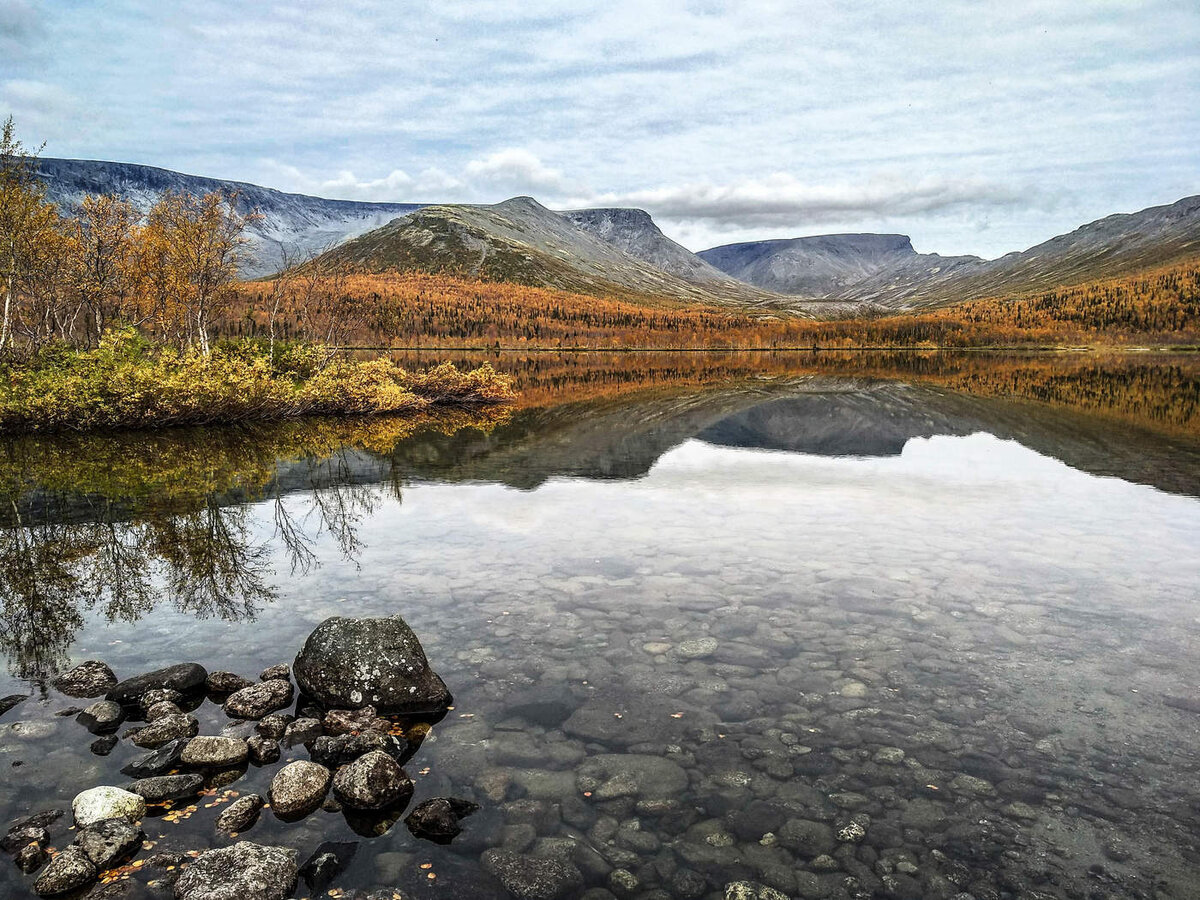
left=2, top=352, right=1199, bottom=900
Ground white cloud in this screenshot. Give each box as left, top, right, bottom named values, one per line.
left=578, top=173, right=1043, bottom=229
left=464, top=148, right=578, bottom=196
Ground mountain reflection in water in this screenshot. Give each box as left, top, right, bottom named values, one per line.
left=0, top=354, right=1197, bottom=682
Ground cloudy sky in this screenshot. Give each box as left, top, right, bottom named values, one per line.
left=2, top=0, right=1197, bottom=257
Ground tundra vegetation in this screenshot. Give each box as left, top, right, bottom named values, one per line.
left=0, top=118, right=511, bottom=432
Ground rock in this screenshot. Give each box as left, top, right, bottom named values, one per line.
left=677, top=638, right=719, bottom=659
left=292, top=615, right=452, bottom=714
left=72, top=787, right=146, bottom=827
left=145, top=701, right=183, bottom=721
left=128, top=774, right=204, bottom=803
left=15, top=841, right=48, bottom=873
left=331, top=750, right=413, bottom=810
left=247, top=735, right=280, bottom=765
left=180, top=736, right=249, bottom=768
left=260, top=664, right=290, bottom=681
left=255, top=714, right=293, bottom=740
left=309, top=731, right=404, bottom=768
left=207, top=671, right=253, bottom=694
left=481, top=849, right=584, bottom=900
left=139, top=688, right=184, bottom=711
left=323, top=706, right=388, bottom=736
left=505, top=684, right=577, bottom=727
left=121, top=738, right=188, bottom=778
left=131, top=714, right=198, bottom=748
left=33, top=846, right=96, bottom=896
left=269, top=761, right=331, bottom=819
left=2, top=823, right=49, bottom=853
left=777, top=819, right=836, bottom=858
left=563, top=691, right=717, bottom=748
left=724, top=882, right=788, bottom=900
left=78, top=701, right=124, bottom=734
left=283, top=717, right=323, bottom=746
left=216, top=795, right=264, bottom=834
left=173, top=841, right=297, bottom=900
left=837, top=820, right=867, bottom=842
left=873, top=747, right=906, bottom=765
left=107, top=664, right=207, bottom=706
left=90, top=734, right=119, bottom=756
left=75, top=818, right=144, bottom=870
left=405, top=797, right=480, bottom=843
left=53, top=661, right=117, bottom=698
left=0, top=694, right=26, bottom=718
left=576, top=754, right=689, bottom=800
left=224, top=679, right=294, bottom=720
left=299, top=841, right=356, bottom=893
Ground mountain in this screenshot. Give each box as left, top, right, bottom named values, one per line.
left=698, top=233, right=980, bottom=298
left=700, top=195, right=1200, bottom=311
left=839, top=194, right=1200, bottom=309
left=35, top=158, right=423, bottom=278
left=315, top=196, right=787, bottom=308
left=560, top=207, right=731, bottom=284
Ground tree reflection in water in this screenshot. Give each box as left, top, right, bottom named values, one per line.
left=0, top=411, right=505, bottom=679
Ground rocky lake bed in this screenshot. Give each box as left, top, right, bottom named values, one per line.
left=1, top=369, right=1199, bottom=899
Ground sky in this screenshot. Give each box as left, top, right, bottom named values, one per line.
left=1, top=0, right=1197, bottom=258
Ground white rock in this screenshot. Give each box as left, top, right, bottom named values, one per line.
left=72, top=786, right=146, bottom=827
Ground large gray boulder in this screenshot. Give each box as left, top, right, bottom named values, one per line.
left=292, top=616, right=451, bottom=714
left=174, top=841, right=297, bottom=900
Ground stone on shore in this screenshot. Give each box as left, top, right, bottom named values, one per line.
left=33, top=846, right=96, bottom=897
left=224, top=679, right=294, bottom=720
left=53, top=661, right=117, bottom=698
left=128, top=774, right=205, bottom=803
left=269, top=761, right=331, bottom=819
left=216, top=794, right=264, bottom=834
left=180, top=736, right=249, bottom=768
left=173, top=841, right=297, bottom=900
left=331, top=750, right=414, bottom=811
left=107, top=664, right=207, bottom=706
left=293, top=615, right=452, bottom=714
left=72, top=786, right=146, bottom=827
left=74, top=817, right=144, bottom=870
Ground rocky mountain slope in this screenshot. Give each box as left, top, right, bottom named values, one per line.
left=699, top=234, right=980, bottom=299
left=700, top=196, right=1200, bottom=311
left=315, top=197, right=787, bottom=308
left=36, top=158, right=422, bottom=277
left=560, top=207, right=731, bottom=284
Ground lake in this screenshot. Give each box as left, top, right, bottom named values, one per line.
left=1, top=351, right=1199, bottom=900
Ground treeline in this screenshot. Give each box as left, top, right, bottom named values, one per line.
left=0, top=117, right=355, bottom=358
left=230, top=262, right=1200, bottom=351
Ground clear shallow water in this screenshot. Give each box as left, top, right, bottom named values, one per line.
left=2, top=362, right=1200, bottom=899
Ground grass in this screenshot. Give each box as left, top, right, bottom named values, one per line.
left=0, top=329, right=513, bottom=433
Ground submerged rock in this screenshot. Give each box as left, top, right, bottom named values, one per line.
left=331, top=750, right=414, bottom=811
left=173, top=841, right=297, bottom=900
left=293, top=615, right=452, bottom=714
left=481, top=849, right=583, bottom=900
left=0, top=694, right=26, bottom=718
left=269, top=761, right=331, bottom=819
left=75, top=817, right=144, bottom=870
left=224, top=679, right=294, bottom=720
left=72, top=787, right=146, bottom=827
left=299, top=841, right=356, bottom=893
left=53, top=661, right=117, bottom=698
left=33, top=845, right=96, bottom=897
left=405, top=797, right=480, bottom=843
left=216, top=794, right=264, bottom=834
left=107, top=664, right=207, bottom=706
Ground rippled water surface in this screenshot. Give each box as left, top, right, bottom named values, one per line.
left=2, top=353, right=1200, bottom=900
